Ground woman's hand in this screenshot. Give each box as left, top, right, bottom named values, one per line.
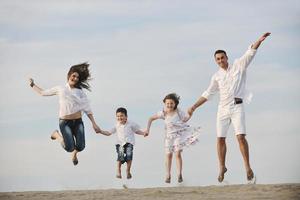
left=93, top=123, right=101, bottom=133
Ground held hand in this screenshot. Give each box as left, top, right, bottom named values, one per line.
left=259, top=32, right=271, bottom=42
left=144, top=130, right=149, bottom=137
left=93, top=124, right=101, bottom=133
left=183, top=114, right=192, bottom=123
left=187, top=107, right=194, bottom=117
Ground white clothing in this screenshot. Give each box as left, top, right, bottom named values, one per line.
left=201, top=45, right=256, bottom=136
left=41, top=83, right=92, bottom=118
left=217, top=104, right=246, bottom=137
left=111, top=120, right=141, bottom=146
left=157, top=108, right=200, bottom=153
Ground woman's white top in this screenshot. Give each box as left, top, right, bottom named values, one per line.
left=41, top=83, right=92, bottom=118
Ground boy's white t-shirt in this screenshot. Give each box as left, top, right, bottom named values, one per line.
left=110, top=120, right=140, bottom=146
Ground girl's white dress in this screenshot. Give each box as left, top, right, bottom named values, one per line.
left=157, top=108, right=200, bottom=153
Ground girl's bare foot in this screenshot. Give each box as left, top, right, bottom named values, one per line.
left=116, top=174, right=122, bottom=179
left=178, top=174, right=183, bottom=183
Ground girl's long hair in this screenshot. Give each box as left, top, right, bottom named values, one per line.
left=67, top=62, right=91, bottom=91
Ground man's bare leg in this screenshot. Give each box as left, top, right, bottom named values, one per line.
left=217, top=137, right=227, bottom=182
left=236, top=134, right=254, bottom=180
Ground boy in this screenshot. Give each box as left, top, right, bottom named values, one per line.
left=99, top=107, right=147, bottom=179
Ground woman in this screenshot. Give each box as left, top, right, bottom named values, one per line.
left=29, top=62, right=101, bottom=165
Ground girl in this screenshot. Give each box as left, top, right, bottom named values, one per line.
left=145, top=93, right=200, bottom=183
left=29, top=62, right=101, bottom=165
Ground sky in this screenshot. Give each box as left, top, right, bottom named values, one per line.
left=0, top=0, right=299, bottom=192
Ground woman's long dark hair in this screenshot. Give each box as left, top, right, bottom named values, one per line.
left=67, top=62, right=91, bottom=91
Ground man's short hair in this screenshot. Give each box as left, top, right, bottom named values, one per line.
left=214, top=50, right=227, bottom=57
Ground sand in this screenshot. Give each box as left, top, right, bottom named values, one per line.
left=0, top=184, right=299, bottom=200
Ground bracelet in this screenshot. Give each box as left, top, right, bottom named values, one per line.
left=30, top=82, right=35, bottom=87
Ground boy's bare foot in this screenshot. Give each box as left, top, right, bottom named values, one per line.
left=50, top=130, right=60, bottom=140
left=178, top=174, right=183, bottom=183
left=127, top=173, right=132, bottom=179
left=218, top=167, right=227, bottom=182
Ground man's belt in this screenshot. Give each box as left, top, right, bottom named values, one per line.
left=234, top=98, right=243, bottom=104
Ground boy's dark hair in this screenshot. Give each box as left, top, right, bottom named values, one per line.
left=214, top=50, right=227, bottom=57
left=116, top=107, right=127, bottom=116
left=67, top=62, right=91, bottom=91
left=163, top=93, right=180, bottom=110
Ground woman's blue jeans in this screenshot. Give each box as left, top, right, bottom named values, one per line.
left=59, top=118, right=85, bottom=152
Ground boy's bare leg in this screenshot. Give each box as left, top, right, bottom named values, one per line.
left=126, top=160, right=132, bottom=179
left=116, top=161, right=122, bottom=178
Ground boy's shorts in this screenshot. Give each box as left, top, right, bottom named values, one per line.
left=217, top=104, right=246, bottom=138
left=115, top=143, right=134, bottom=164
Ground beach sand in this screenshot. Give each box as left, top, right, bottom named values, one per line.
left=0, top=184, right=299, bottom=200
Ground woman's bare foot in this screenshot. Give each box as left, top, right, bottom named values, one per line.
left=218, top=167, right=227, bottom=182
left=51, top=130, right=61, bottom=140
left=72, top=151, right=78, bottom=166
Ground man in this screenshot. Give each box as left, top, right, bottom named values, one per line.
left=187, top=32, right=271, bottom=183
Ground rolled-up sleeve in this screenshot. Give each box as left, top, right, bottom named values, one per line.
left=81, top=92, right=93, bottom=115
left=41, top=86, right=59, bottom=96
left=236, top=45, right=257, bottom=70
left=201, top=75, right=219, bottom=100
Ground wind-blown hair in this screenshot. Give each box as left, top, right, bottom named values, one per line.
left=67, top=62, right=91, bottom=91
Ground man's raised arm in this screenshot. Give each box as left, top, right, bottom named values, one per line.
left=251, top=32, right=271, bottom=50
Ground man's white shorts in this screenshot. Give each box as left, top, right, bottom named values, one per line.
left=216, top=104, right=246, bottom=137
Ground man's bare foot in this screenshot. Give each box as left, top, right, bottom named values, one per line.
left=51, top=130, right=60, bottom=140
left=218, top=167, right=227, bottom=182
left=247, top=169, right=254, bottom=181
left=165, top=175, right=171, bottom=183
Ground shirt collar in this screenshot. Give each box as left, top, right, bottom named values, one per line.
left=117, top=120, right=128, bottom=127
